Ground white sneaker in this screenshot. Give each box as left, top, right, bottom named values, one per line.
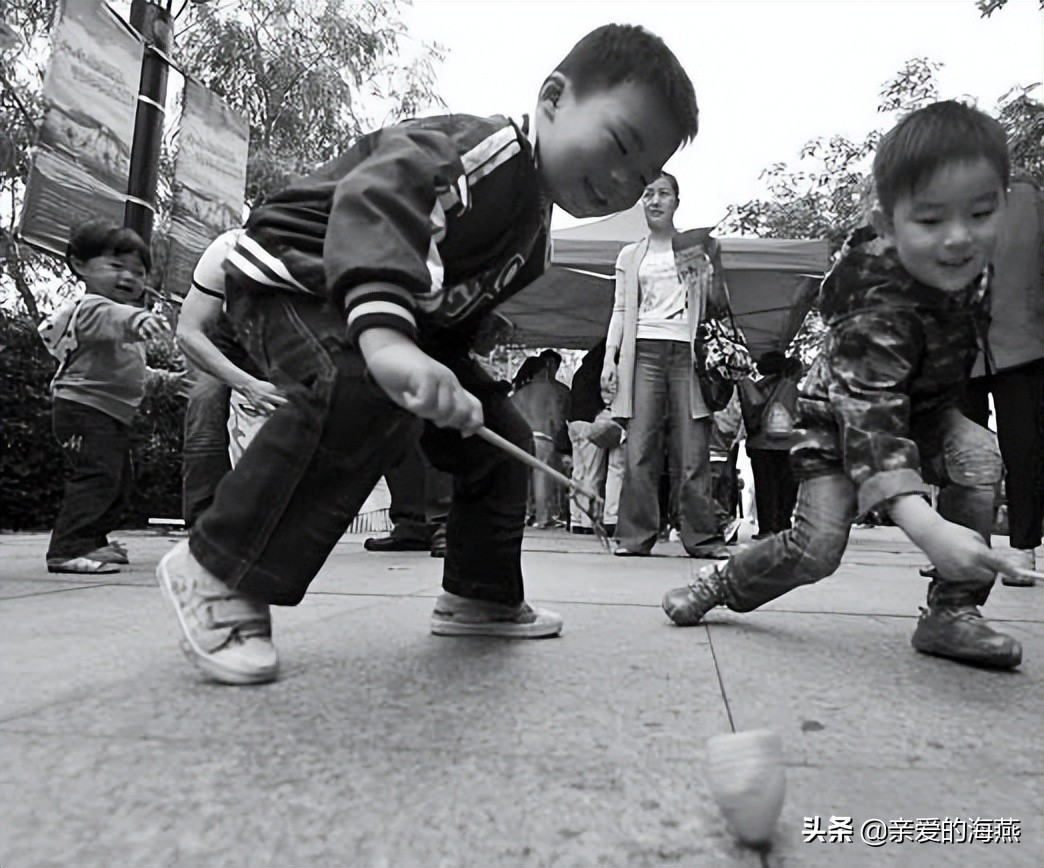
left=430, top=592, right=563, bottom=638
left=157, top=541, right=279, bottom=684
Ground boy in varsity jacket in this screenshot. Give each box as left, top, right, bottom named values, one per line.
left=39, top=221, right=170, bottom=574
left=158, top=24, right=700, bottom=685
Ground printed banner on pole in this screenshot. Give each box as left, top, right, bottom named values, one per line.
left=19, top=0, right=143, bottom=255
left=163, top=79, right=249, bottom=297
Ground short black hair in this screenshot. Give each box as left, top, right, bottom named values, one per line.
left=873, top=100, right=1009, bottom=216
left=552, top=24, right=699, bottom=144
left=66, top=219, right=151, bottom=274
left=658, top=171, right=680, bottom=198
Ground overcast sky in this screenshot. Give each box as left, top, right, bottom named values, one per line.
left=400, top=0, right=1043, bottom=231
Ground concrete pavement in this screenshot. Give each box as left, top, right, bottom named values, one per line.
left=1, top=526, right=1041, bottom=867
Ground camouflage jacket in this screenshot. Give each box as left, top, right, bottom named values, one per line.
left=790, top=227, right=992, bottom=517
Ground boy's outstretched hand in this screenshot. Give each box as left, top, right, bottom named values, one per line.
left=359, top=326, right=484, bottom=436
left=890, top=494, right=1023, bottom=583
left=920, top=523, right=1014, bottom=583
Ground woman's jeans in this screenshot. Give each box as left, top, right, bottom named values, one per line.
left=190, top=285, right=532, bottom=607
left=617, top=339, right=718, bottom=553
left=47, top=399, right=132, bottom=559
left=722, top=409, right=1001, bottom=611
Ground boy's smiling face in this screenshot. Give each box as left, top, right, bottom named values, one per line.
left=535, top=76, right=683, bottom=218
left=874, top=157, right=1006, bottom=293
left=72, top=251, right=148, bottom=304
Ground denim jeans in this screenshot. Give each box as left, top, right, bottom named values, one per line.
left=47, top=399, right=132, bottom=559
left=190, top=286, right=532, bottom=607
left=723, top=409, right=1001, bottom=611
left=181, top=370, right=231, bottom=528
left=617, top=339, right=718, bottom=553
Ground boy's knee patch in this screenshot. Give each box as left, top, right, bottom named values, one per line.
left=944, top=430, right=1002, bottom=487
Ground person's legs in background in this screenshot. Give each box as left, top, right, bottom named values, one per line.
left=989, top=360, right=1044, bottom=576
left=603, top=442, right=624, bottom=538
left=530, top=431, right=560, bottom=528
left=748, top=447, right=797, bottom=536
left=365, top=437, right=452, bottom=555
left=567, top=420, right=607, bottom=533
left=182, top=369, right=233, bottom=529
left=616, top=341, right=669, bottom=554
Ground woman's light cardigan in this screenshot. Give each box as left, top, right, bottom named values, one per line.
left=604, top=229, right=732, bottom=421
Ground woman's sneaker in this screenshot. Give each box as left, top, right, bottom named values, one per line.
left=430, top=592, right=563, bottom=638
left=157, top=540, right=279, bottom=685
left=662, top=563, right=729, bottom=626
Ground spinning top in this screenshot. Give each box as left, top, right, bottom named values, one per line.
left=704, top=728, right=786, bottom=846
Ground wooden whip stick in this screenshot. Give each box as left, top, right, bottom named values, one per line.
left=475, top=426, right=611, bottom=552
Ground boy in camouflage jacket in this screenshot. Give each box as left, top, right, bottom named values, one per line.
left=663, top=101, right=1026, bottom=670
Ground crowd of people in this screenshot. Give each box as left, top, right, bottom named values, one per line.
left=34, top=23, right=1042, bottom=688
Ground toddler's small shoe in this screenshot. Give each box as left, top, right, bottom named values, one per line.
left=430, top=592, right=563, bottom=638
left=157, top=540, right=278, bottom=685
left=47, top=555, right=120, bottom=574
left=613, top=545, right=648, bottom=557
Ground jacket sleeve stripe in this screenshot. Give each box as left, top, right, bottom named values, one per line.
left=236, top=234, right=311, bottom=292
left=226, top=248, right=288, bottom=290
left=346, top=299, right=417, bottom=330
left=343, top=282, right=416, bottom=309
left=467, top=140, right=521, bottom=186
left=461, top=126, right=520, bottom=179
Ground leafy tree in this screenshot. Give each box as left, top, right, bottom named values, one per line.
left=720, top=57, right=1043, bottom=252
left=1, top=0, right=444, bottom=316
left=0, top=0, right=63, bottom=321
left=977, top=0, right=1044, bottom=17
left=174, top=0, right=444, bottom=207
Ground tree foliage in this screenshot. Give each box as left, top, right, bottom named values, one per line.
left=1, top=0, right=444, bottom=317
left=174, top=0, right=444, bottom=206
left=720, top=57, right=1044, bottom=253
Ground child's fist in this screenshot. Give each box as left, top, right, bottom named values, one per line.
left=401, top=362, right=484, bottom=435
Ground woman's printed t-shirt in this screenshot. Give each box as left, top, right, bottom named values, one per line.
left=636, top=249, right=689, bottom=342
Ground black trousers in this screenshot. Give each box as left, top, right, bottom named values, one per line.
left=385, top=436, right=453, bottom=542
left=47, top=399, right=132, bottom=559
left=963, top=359, right=1044, bottom=550
left=747, top=447, right=798, bottom=535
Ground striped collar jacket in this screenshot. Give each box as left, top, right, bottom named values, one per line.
left=224, top=113, right=551, bottom=355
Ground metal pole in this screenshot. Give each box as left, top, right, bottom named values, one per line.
left=124, top=0, right=174, bottom=244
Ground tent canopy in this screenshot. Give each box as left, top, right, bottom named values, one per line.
left=498, top=204, right=831, bottom=359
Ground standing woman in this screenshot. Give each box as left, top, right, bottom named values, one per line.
left=601, top=172, right=732, bottom=557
